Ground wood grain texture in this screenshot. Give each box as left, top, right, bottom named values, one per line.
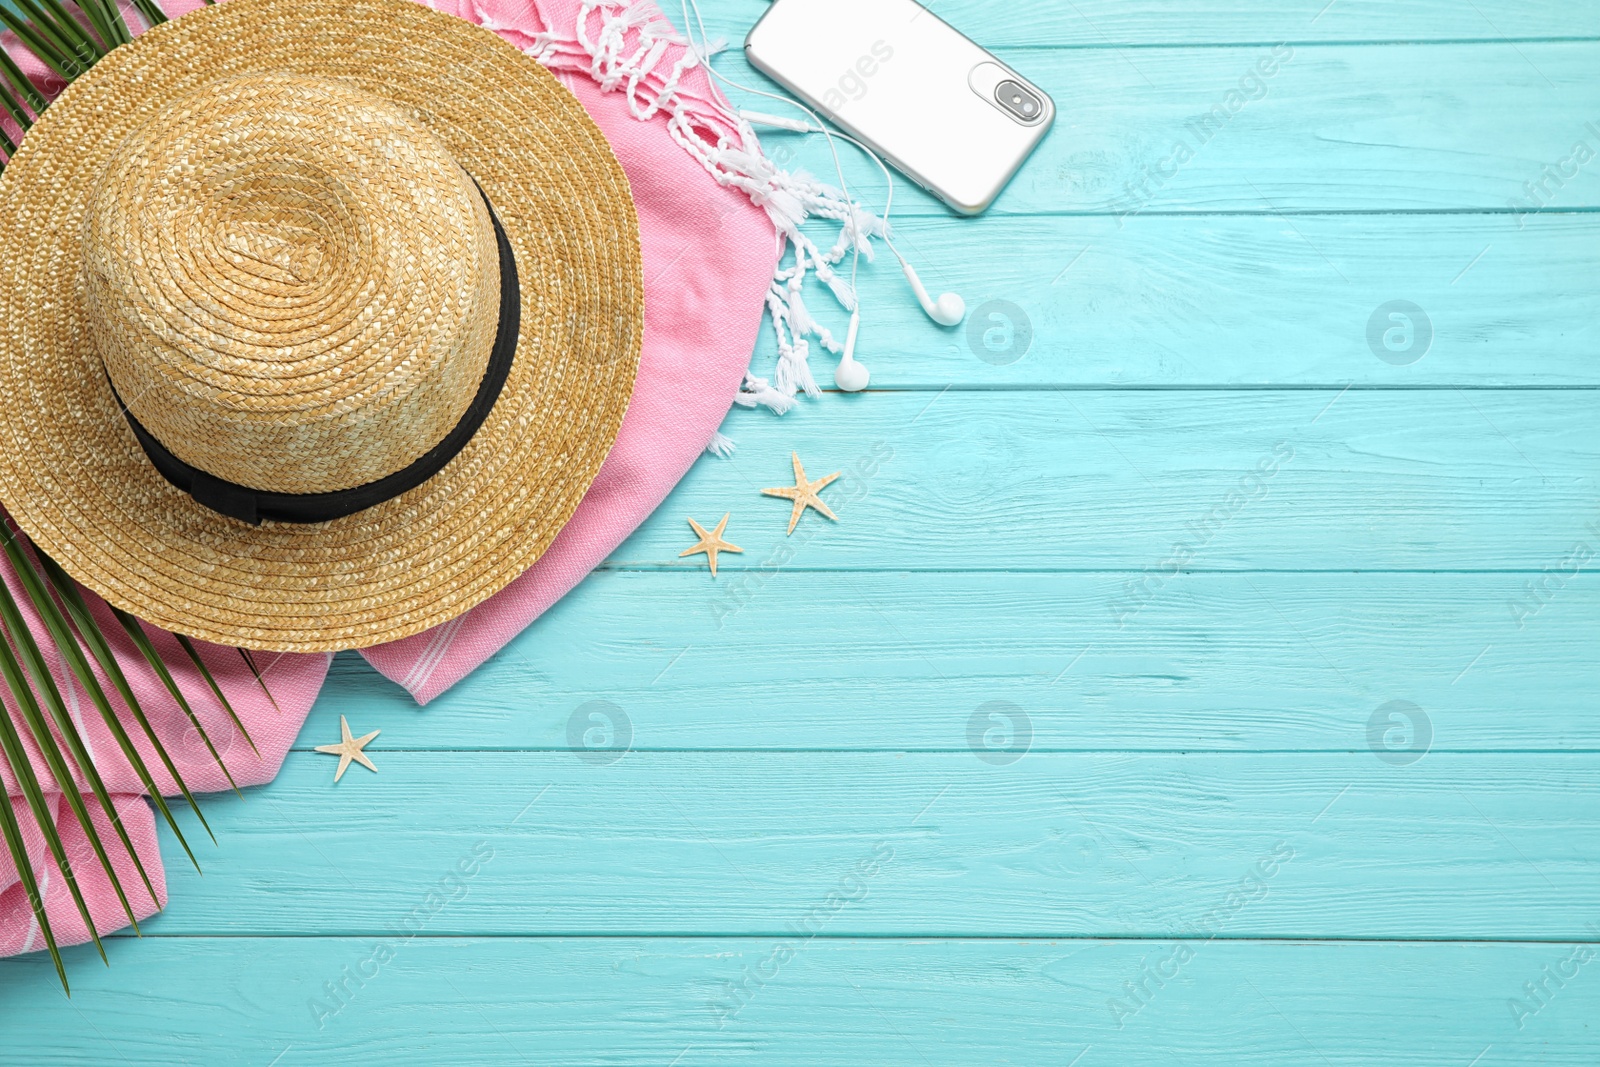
left=313, top=569, right=1600, bottom=751
left=802, top=213, right=1600, bottom=387
left=714, top=43, right=1600, bottom=216
left=695, top=0, right=1598, bottom=47
left=118, top=752, right=1600, bottom=939
left=609, top=391, right=1599, bottom=570
left=3, top=1, right=1597, bottom=1062
left=3, top=937, right=1598, bottom=1065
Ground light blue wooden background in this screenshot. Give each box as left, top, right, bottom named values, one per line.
left=5, top=0, right=1600, bottom=1062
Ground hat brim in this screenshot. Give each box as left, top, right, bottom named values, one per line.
left=0, top=0, right=643, bottom=652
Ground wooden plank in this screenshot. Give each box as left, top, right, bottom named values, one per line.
left=315, top=570, right=1600, bottom=751
left=706, top=43, right=1600, bottom=215
left=692, top=0, right=1598, bottom=48
left=766, top=213, right=1600, bottom=387
left=3, top=936, right=1597, bottom=1064
left=132, top=752, right=1600, bottom=938
left=603, top=390, right=1599, bottom=570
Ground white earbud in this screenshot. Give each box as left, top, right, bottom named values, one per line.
left=835, top=310, right=870, bottom=391
left=739, top=108, right=967, bottom=331
left=899, top=258, right=965, bottom=326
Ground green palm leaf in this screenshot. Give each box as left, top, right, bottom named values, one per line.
left=0, top=762, right=65, bottom=990
left=108, top=605, right=247, bottom=795
left=0, top=717, right=79, bottom=991
left=35, top=551, right=217, bottom=856
left=0, top=609, right=112, bottom=976
left=0, top=555, right=148, bottom=935
left=1, top=527, right=266, bottom=995
left=0, top=43, right=47, bottom=113
left=127, top=0, right=169, bottom=28
left=13, top=0, right=104, bottom=68
left=0, top=8, right=78, bottom=82
left=173, top=633, right=260, bottom=758
left=3, top=537, right=185, bottom=881
left=238, top=647, right=281, bottom=713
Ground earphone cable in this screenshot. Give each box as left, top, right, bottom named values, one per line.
left=676, top=0, right=874, bottom=293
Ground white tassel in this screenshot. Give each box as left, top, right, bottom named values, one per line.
left=818, top=267, right=857, bottom=316
left=734, top=373, right=795, bottom=414
left=705, top=430, right=737, bottom=457
left=786, top=282, right=815, bottom=336
left=775, top=336, right=821, bottom=398
left=522, top=0, right=889, bottom=409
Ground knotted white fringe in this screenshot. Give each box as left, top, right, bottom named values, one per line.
left=481, top=0, right=888, bottom=445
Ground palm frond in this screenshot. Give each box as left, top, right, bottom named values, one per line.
left=36, top=551, right=216, bottom=856
left=173, top=633, right=260, bottom=756
left=127, top=0, right=168, bottom=28
left=15, top=0, right=105, bottom=67
left=0, top=561, right=148, bottom=935
left=0, top=43, right=48, bottom=114
left=0, top=0, right=134, bottom=138
left=238, top=648, right=280, bottom=713
left=0, top=764, right=64, bottom=990
left=0, top=80, right=28, bottom=139
left=108, top=605, right=245, bottom=796
left=0, top=7, right=80, bottom=82
left=80, top=0, right=132, bottom=48
left=1, top=526, right=268, bottom=995
left=3, top=539, right=173, bottom=887
left=0, top=616, right=111, bottom=975
left=61, top=0, right=114, bottom=52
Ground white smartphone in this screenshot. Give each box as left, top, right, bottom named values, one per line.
left=744, top=0, right=1053, bottom=215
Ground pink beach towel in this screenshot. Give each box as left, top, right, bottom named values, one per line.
left=360, top=0, right=779, bottom=702
left=2, top=0, right=779, bottom=955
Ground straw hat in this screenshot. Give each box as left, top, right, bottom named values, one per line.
left=0, top=0, right=644, bottom=652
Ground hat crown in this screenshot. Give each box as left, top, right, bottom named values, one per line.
left=83, top=74, right=502, bottom=494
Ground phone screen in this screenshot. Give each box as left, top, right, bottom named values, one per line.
left=745, top=0, right=1052, bottom=214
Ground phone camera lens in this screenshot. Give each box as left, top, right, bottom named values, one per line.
left=994, top=79, right=1044, bottom=124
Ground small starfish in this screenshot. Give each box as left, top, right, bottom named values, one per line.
left=314, top=715, right=380, bottom=783
left=680, top=513, right=742, bottom=577
left=762, top=452, right=841, bottom=535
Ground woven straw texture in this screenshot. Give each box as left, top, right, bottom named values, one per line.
left=0, top=0, right=643, bottom=652
left=85, top=73, right=505, bottom=494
